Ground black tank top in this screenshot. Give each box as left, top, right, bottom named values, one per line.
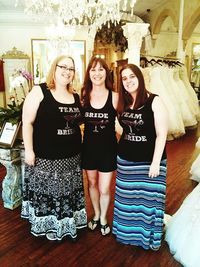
left=82, top=90, right=117, bottom=146
left=33, top=83, right=82, bottom=159
left=118, top=94, right=166, bottom=162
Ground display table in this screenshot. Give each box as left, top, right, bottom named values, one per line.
left=0, top=146, right=23, bottom=209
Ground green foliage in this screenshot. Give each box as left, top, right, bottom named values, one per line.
left=0, top=101, right=23, bottom=126
left=95, top=21, right=128, bottom=52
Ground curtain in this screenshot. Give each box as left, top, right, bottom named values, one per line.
left=0, top=60, right=5, bottom=92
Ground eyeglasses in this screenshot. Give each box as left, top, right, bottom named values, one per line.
left=56, top=64, right=75, bottom=72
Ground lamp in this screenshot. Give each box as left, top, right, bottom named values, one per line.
left=17, top=0, right=137, bottom=31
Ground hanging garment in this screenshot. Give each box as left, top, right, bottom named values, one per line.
left=179, top=66, right=200, bottom=121
left=168, top=68, right=197, bottom=128
left=148, top=66, right=185, bottom=139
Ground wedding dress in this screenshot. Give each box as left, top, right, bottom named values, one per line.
left=175, top=69, right=198, bottom=125
left=165, top=136, right=200, bottom=267
left=167, top=68, right=197, bottom=128
left=149, top=66, right=185, bottom=139
left=179, top=66, right=200, bottom=121
left=165, top=182, right=200, bottom=267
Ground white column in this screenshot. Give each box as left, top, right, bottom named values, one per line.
left=177, top=0, right=185, bottom=62
left=122, top=23, right=150, bottom=66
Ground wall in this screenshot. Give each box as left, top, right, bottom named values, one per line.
left=147, top=0, right=199, bottom=35
left=0, top=22, right=90, bottom=107
left=0, top=1, right=199, bottom=106
left=0, top=25, right=90, bottom=58
left=144, top=0, right=200, bottom=59
left=147, top=16, right=178, bottom=57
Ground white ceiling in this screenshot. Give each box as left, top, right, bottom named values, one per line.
left=0, top=0, right=169, bottom=23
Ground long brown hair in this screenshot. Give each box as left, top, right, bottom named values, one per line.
left=46, top=55, right=75, bottom=91
left=117, top=64, right=150, bottom=114
left=81, top=56, right=114, bottom=107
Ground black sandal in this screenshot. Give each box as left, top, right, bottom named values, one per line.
left=100, top=224, right=111, bottom=236
left=88, top=219, right=99, bottom=230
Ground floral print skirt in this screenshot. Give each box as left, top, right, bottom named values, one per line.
left=21, top=154, right=87, bottom=240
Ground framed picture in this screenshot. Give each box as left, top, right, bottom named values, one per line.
left=0, top=122, right=21, bottom=148
left=1, top=47, right=31, bottom=107
left=31, top=39, right=86, bottom=94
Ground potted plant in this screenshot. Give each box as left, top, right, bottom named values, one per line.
left=0, top=69, right=32, bottom=140
left=0, top=99, right=23, bottom=126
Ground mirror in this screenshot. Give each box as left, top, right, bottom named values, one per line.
left=1, top=47, right=31, bottom=107
left=191, top=43, right=200, bottom=91
left=31, top=39, right=86, bottom=94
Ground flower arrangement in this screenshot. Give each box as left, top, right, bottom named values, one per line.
left=0, top=68, right=32, bottom=126
left=9, top=68, right=32, bottom=105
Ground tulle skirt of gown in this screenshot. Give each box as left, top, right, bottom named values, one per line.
left=165, top=183, right=200, bottom=267
left=149, top=67, right=185, bottom=139
left=176, top=70, right=198, bottom=126
left=168, top=69, right=197, bottom=128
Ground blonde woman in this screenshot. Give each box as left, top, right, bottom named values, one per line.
left=21, top=55, right=87, bottom=241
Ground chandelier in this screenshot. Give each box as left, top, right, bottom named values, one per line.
left=18, top=0, right=137, bottom=31
left=46, top=22, right=75, bottom=55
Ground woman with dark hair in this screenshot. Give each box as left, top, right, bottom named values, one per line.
left=21, top=55, right=87, bottom=241
left=112, top=63, right=168, bottom=250
left=81, top=56, right=118, bottom=236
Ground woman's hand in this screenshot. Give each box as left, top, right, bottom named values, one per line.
left=148, top=162, right=160, bottom=178
left=25, top=150, right=35, bottom=166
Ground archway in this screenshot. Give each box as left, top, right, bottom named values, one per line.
left=152, top=9, right=177, bottom=36
left=183, top=7, right=200, bottom=41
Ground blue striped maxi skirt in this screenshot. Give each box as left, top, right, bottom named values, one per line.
left=112, top=156, right=167, bottom=251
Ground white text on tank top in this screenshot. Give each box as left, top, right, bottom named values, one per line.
left=121, top=111, right=147, bottom=142
left=57, top=106, right=81, bottom=136
left=85, top=111, right=109, bottom=132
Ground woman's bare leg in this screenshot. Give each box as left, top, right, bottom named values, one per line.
left=86, top=169, right=100, bottom=229
left=98, top=171, right=114, bottom=234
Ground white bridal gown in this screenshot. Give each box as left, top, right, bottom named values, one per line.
left=165, top=182, right=200, bottom=267
left=179, top=66, right=200, bottom=121
left=143, top=64, right=200, bottom=140
left=165, top=137, right=200, bottom=267
left=168, top=68, right=197, bottom=128
left=149, top=66, right=185, bottom=139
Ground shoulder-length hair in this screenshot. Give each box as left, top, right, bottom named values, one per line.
left=46, top=55, right=75, bottom=92
left=81, top=56, right=114, bottom=107
left=117, top=64, right=150, bottom=114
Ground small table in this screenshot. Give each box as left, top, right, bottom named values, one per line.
left=0, top=147, right=22, bottom=209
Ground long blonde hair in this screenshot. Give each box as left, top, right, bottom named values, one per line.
left=46, top=55, right=75, bottom=92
